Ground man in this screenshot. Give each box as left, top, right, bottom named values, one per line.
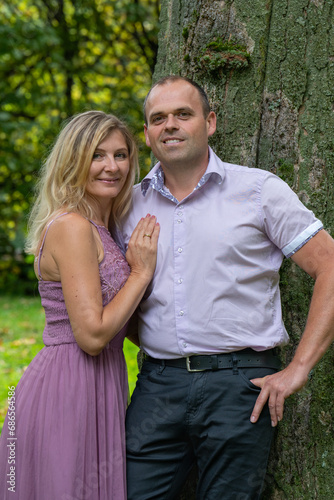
left=120, top=76, right=334, bottom=499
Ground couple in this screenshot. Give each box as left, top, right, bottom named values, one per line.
left=1, top=76, right=334, bottom=500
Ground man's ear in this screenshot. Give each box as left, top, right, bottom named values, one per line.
left=207, top=111, right=217, bottom=138
left=144, top=124, right=151, bottom=147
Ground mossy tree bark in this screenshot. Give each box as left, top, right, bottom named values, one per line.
left=152, top=1, right=334, bottom=498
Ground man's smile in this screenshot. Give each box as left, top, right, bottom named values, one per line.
left=162, top=138, right=184, bottom=144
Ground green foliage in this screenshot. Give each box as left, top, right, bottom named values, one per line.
left=0, top=295, right=140, bottom=432
left=0, top=0, right=159, bottom=293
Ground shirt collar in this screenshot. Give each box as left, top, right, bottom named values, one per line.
left=141, top=163, right=165, bottom=196
left=140, top=147, right=225, bottom=197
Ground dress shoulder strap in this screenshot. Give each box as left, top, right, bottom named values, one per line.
left=88, top=219, right=99, bottom=230
left=36, top=212, right=69, bottom=281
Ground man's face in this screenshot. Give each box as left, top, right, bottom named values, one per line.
left=144, top=80, right=216, bottom=171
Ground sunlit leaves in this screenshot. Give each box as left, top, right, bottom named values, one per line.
left=0, top=0, right=160, bottom=293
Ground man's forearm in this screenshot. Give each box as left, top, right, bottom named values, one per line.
left=289, top=268, right=334, bottom=374
left=250, top=230, right=334, bottom=426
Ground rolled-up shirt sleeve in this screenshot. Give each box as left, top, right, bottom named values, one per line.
left=260, top=174, right=323, bottom=258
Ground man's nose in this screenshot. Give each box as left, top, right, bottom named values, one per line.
left=164, top=114, right=179, bottom=130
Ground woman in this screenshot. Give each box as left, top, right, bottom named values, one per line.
left=0, top=111, right=159, bottom=499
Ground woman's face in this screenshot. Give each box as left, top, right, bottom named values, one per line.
left=85, top=129, right=130, bottom=202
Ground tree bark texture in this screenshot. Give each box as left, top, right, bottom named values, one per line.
left=152, top=1, right=334, bottom=498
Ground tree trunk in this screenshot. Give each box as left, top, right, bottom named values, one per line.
left=153, top=1, right=334, bottom=498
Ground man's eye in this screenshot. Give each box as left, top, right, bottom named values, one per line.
left=178, top=112, right=189, bottom=118
left=152, top=116, right=163, bottom=123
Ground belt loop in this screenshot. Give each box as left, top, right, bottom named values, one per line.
left=231, top=353, right=238, bottom=374
left=211, top=355, right=218, bottom=371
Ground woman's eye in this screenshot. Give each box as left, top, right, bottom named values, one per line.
left=115, top=153, right=127, bottom=159
left=93, top=152, right=103, bottom=160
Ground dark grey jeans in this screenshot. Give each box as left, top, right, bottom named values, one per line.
left=126, top=360, right=277, bottom=500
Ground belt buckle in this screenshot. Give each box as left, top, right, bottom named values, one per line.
left=186, top=356, right=205, bottom=372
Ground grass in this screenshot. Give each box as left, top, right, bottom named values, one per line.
left=0, top=295, right=140, bottom=433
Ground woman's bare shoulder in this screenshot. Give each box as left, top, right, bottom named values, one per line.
left=45, top=213, right=96, bottom=253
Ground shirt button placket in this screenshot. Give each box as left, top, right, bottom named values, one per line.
left=174, top=204, right=187, bottom=354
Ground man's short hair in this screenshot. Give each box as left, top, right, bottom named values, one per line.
left=143, top=75, right=211, bottom=124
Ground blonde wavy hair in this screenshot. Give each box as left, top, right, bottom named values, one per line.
left=25, top=110, right=139, bottom=255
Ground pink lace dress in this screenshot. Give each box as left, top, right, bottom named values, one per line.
left=0, top=216, right=130, bottom=499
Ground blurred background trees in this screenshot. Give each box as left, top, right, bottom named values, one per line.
left=0, top=0, right=159, bottom=293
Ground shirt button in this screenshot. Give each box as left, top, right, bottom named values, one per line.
left=177, top=247, right=183, bottom=253
left=179, top=310, right=184, bottom=316
left=177, top=211, right=183, bottom=216
left=182, top=342, right=187, bottom=348
left=178, top=278, right=183, bottom=284
left=177, top=219, right=182, bottom=224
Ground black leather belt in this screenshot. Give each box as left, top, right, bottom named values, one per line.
left=144, top=348, right=281, bottom=372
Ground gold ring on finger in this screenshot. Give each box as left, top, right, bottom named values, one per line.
left=143, top=233, right=152, bottom=238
